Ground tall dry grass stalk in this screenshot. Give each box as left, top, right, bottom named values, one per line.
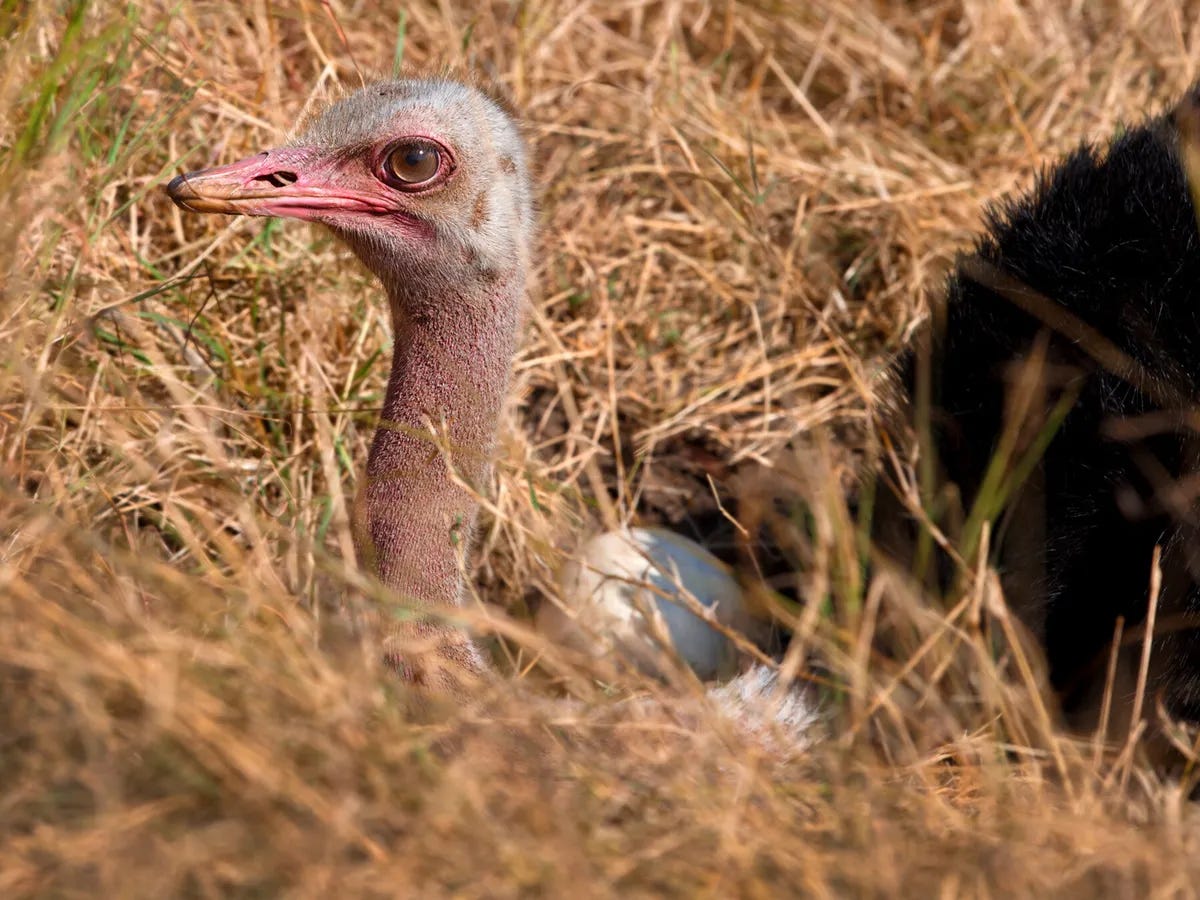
left=4, top=0, right=1200, bottom=895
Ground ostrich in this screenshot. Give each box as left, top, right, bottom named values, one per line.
left=915, top=84, right=1200, bottom=726
left=167, top=75, right=1200, bottom=736
left=560, top=80, right=1200, bottom=728
left=169, top=80, right=533, bottom=694
left=167, top=78, right=766, bottom=701
left=550, top=82, right=1200, bottom=729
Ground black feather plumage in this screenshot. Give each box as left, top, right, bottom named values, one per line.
left=923, top=84, right=1200, bottom=718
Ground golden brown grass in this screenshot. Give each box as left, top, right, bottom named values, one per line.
left=6, top=0, right=1200, bottom=896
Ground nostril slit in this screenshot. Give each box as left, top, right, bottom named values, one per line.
left=253, top=170, right=299, bottom=188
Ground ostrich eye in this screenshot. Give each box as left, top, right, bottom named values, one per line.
left=384, top=141, right=441, bottom=185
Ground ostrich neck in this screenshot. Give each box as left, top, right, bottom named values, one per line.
left=356, top=267, right=524, bottom=609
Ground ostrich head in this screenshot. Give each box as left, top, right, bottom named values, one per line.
left=169, top=79, right=533, bottom=302
left=168, top=79, right=534, bottom=692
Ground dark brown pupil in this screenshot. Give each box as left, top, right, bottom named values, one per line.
left=387, top=143, right=439, bottom=183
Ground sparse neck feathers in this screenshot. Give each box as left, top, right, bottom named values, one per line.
left=354, top=261, right=525, bottom=610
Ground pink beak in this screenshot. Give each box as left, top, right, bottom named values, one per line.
left=166, top=149, right=388, bottom=220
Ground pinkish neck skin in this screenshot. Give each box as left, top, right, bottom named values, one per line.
left=355, top=267, right=525, bottom=625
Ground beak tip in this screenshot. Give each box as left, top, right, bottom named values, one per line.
left=166, top=173, right=193, bottom=207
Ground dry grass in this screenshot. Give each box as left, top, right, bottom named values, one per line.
left=5, top=0, right=1200, bottom=896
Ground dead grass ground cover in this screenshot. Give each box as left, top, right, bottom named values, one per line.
left=5, top=0, right=1200, bottom=895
